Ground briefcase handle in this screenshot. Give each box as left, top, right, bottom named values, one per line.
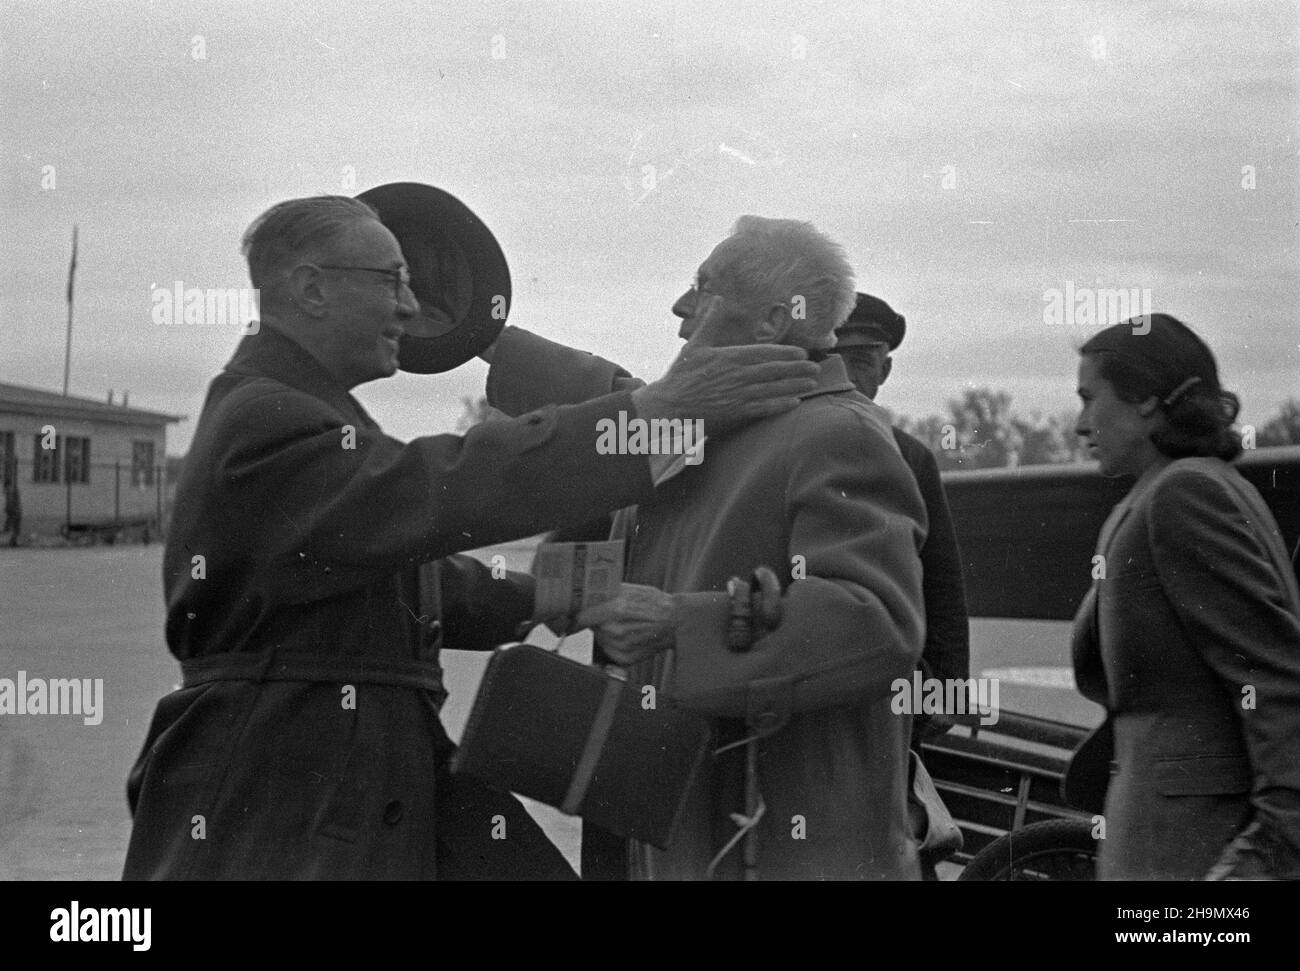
left=726, top=566, right=784, bottom=652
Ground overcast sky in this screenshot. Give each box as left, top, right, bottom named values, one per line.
left=3, top=0, right=1296, bottom=454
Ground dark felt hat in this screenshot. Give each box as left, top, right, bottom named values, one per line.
left=356, top=182, right=511, bottom=374
left=836, top=292, right=906, bottom=350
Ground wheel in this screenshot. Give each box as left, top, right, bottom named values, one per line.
left=958, top=818, right=1099, bottom=881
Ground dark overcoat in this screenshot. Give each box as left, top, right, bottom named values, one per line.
left=890, top=428, right=970, bottom=725
left=123, top=326, right=655, bottom=879
left=1072, top=457, right=1300, bottom=879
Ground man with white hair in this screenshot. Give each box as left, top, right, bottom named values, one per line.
left=485, top=216, right=928, bottom=879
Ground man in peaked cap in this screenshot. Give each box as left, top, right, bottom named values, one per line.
left=121, top=189, right=821, bottom=880
left=836, top=291, right=970, bottom=877
left=834, top=292, right=907, bottom=391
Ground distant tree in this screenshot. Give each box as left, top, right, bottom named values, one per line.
left=895, top=413, right=954, bottom=458
left=1013, top=410, right=1086, bottom=466
left=1254, top=398, right=1300, bottom=447
left=936, top=388, right=1021, bottom=470
left=896, top=393, right=1088, bottom=469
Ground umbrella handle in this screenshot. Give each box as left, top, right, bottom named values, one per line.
left=722, top=565, right=784, bottom=878
left=726, top=566, right=784, bottom=652
left=750, top=565, right=783, bottom=630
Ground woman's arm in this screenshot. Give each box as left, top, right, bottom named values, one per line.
left=1148, top=466, right=1300, bottom=878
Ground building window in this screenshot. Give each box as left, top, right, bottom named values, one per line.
left=34, top=433, right=60, bottom=484
left=132, top=440, right=156, bottom=488
left=64, top=436, right=90, bottom=484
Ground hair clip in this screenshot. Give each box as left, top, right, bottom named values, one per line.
left=1162, top=376, right=1202, bottom=407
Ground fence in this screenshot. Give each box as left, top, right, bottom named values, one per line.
left=2, top=457, right=172, bottom=540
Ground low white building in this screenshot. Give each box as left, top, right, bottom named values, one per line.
left=0, top=382, right=182, bottom=539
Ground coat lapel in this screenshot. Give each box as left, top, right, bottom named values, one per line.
left=1073, top=478, right=1142, bottom=708
left=1095, top=488, right=1136, bottom=557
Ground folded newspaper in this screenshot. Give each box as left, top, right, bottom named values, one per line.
left=532, top=540, right=624, bottom=632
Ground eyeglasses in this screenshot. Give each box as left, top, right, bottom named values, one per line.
left=316, top=264, right=412, bottom=299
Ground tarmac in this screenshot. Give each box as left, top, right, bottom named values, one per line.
left=0, top=541, right=1102, bottom=880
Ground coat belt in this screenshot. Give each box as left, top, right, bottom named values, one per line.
left=180, top=652, right=446, bottom=692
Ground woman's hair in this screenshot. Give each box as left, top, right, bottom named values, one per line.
left=1079, top=313, right=1242, bottom=461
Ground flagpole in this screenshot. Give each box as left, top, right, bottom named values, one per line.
left=62, top=224, right=78, bottom=396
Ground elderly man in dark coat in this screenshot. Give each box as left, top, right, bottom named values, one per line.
left=486, top=216, right=929, bottom=879
left=121, top=194, right=821, bottom=879
left=834, top=293, right=970, bottom=732
left=834, top=292, right=970, bottom=876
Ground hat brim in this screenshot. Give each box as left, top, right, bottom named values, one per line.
left=356, top=182, right=511, bottom=374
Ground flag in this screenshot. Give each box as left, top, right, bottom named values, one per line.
left=66, top=224, right=78, bottom=304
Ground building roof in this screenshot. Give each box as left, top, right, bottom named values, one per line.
left=0, top=382, right=184, bottom=427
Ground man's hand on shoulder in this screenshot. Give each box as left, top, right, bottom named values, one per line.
left=632, top=337, right=819, bottom=437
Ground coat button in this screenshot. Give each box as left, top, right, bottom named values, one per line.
left=382, top=800, right=403, bottom=825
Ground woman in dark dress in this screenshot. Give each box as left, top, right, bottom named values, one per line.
left=1071, top=313, right=1300, bottom=879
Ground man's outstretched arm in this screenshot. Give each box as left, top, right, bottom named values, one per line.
left=484, top=319, right=820, bottom=438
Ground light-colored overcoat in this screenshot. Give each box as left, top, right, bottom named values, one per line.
left=489, top=327, right=928, bottom=879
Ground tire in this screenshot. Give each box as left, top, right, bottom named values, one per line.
left=958, top=818, right=1099, bottom=881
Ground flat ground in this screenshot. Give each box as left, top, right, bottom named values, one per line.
left=0, top=544, right=1101, bottom=880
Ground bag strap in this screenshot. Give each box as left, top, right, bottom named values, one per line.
left=561, top=677, right=623, bottom=814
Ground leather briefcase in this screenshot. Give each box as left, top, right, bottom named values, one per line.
left=451, top=643, right=712, bottom=849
